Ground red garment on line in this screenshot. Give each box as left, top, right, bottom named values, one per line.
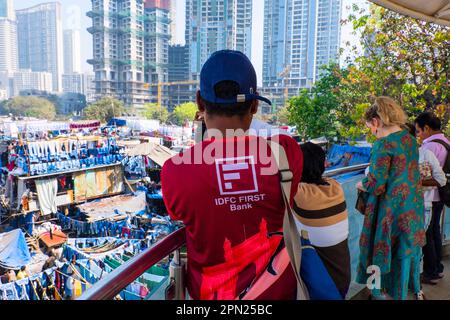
left=6, top=162, right=15, bottom=171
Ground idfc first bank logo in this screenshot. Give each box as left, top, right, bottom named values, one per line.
left=215, top=156, right=259, bottom=196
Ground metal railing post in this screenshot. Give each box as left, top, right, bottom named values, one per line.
left=169, top=249, right=185, bottom=300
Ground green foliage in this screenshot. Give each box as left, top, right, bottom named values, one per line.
left=274, top=105, right=292, bottom=125
left=83, top=97, right=125, bottom=123
left=0, top=96, right=56, bottom=120
left=288, top=5, right=449, bottom=141
left=288, top=64, right=341, bottom=140
left=254, top=112, right=275, bottom=124
left=341, top=5, right=450, bottom=133
left=169, top=102, right=197, bottom=126
left=141, top=103, right=169, bottom=123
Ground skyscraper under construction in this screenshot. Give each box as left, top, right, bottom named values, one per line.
left=88, top=0, right=171, bottom=107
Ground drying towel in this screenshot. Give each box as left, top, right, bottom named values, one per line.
left=35, top=178, right=58, bottom=215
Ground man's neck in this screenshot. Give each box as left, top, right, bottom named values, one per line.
left=424, top=131, right=443, bottom=142
left=206, top=118, right=251, bottom=138
left=428, top=130, right=442, bottom=137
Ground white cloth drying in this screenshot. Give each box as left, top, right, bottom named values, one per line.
left=35, top=178, right=58, bottom=215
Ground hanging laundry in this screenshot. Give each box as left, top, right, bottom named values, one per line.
left=58, top=176, right=66, bottom=190
left=73, top=280, right=83, bottom=298
left=140, top=284, right=150, bottom=298
left=121, top=227, right=131, bottom=238
left=35, top=178, right=58, bottom=215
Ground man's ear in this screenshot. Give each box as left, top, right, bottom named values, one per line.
left=250, top=100, right=259, bottom=115
left=196, top=91, right=205, bottom=112
left=424, top=125, right=431, bottom=134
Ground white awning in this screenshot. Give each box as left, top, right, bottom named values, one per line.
left=369, top=0, right=450, bottom=26
left=124, top=142, right=175, bottom=167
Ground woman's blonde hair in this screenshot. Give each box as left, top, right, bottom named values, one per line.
left=364, top=96, right=407, bottom=127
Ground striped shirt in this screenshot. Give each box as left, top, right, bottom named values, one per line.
left=293, top=178, right=350, bottom=295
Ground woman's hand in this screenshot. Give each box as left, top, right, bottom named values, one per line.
left=356, top=181, right=366, bottom=192
left=421, top=178, right=440, bottom=187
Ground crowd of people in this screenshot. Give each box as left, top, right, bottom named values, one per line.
left=0, top=247, right=83, bottom=300
left=0, top=266, right=28, bottom=284
left=160, top=50, right=449, bottom=300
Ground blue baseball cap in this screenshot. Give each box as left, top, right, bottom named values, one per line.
left=200, top=50, right=272, bottom=106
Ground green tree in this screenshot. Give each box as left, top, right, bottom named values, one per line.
left=275, top=105, right=292, bottom=125
left=141, top=103, right=169, bottom=123
left=83, top=97, right=125, bottom=123
left=253, top=112, right=275, bottom=124
left=338, top=5, right=450, bottom=138
left=0, top=96, right=56, bottom=120
left=288, top=64, right=342, bottom=140
left=169, top=102, right=197, bottom=126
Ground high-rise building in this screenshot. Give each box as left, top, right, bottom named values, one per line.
left=169, top=0, right=177, bottom=45
left=62, top=73, right=94, bottom=95
left=61, top=72, right=95, bottom=103
left=0, top=88, right=7, bottom=101
left=63, top=29, right=82, bottom=74
left=0, top=0, right=18, bottom=73
left=0, top=0, right=14, bottom=18
left=88, top=0, right=172, bottom=108
left=0, top=70, right=53, bottom=97
left=0, top=71, right=11, bottom=98
left=16, top=2, right=64, bottom=92
left=185, top=0, right=253, bottom=80
left=168, top=45, right=188, bottom=83
left=82, top=73, right=96, bottom=103
left=88, top=0, right=149, bottom=107
left=144, top=0, right=171, bottom=108
left=168, top=45, right=196, bottom=111
left=14, top=70, right=53, bottom=95
left=315, top=0, right=342, bottom=80
left=262, top=0, right=342, bottom=106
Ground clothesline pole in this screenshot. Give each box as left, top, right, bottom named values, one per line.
left=55, top=268, right=90, bottom=286
left=24, top=137, right=31, bottom=178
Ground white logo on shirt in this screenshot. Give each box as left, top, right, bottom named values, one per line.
left=215, top=156, right=259, bottom=195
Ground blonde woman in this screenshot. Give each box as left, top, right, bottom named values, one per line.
left=356, top=97, right=425, bottom=300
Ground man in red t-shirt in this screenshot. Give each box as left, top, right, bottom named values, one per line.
left=161, top=50, right=303, bottom=300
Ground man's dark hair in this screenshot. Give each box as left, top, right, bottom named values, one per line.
left=404, top=123, right=416, bottom=137
left=300, top=142, right=328, bottom=185
left=20, top=266, right=26, bottom=271
left=200, top=80, right=253, bottom=117
left=415, top=112, right=442, bottom=131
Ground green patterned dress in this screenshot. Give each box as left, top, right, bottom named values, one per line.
left=356, top=130, right=425, bottom=299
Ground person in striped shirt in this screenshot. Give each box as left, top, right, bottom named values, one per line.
left=293, top=142, right=351, bottom=298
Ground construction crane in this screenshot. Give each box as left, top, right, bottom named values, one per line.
left=144, top=80, right=199, bottom=108
left=278, top=65, right=291, bottom=111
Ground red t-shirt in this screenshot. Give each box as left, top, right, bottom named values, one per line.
left=161, top=134, right=303, bottom=300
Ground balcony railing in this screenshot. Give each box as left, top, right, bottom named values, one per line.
left=323, top=163, right=369, bottom=177
left=78, top=227, right=186, bottom=300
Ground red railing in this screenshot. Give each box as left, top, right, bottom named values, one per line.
left=77, top=227, right=186, bottom=300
